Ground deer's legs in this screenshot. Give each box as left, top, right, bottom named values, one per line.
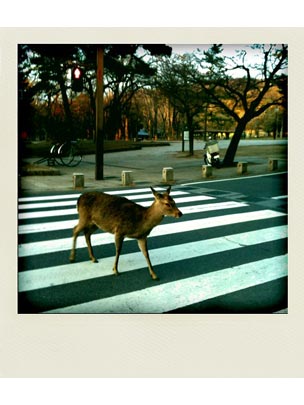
left=70, top=223, right=83, bottom=262
left=113, top=234, right=124, bottom=276
left=84, top=225, right=98, bottom=263
left=137, top=238, right=158, bottom=280
left=70, top=223, right=98, bottom=263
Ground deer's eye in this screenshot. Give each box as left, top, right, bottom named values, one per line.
left=165, top=203, right=171, bottom=207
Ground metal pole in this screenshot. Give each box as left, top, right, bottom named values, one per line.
left=95, top=46, right=104, bottom=180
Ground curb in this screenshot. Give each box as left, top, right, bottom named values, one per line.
left=21, top=164, right=61, bottom=176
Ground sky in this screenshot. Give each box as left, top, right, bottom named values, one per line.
left=170, top=44, right=288, bottom=78
left=170, top=43, right=269, bottom=61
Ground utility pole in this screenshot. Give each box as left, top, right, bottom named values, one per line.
left=95, top=46, right=104, bottom=180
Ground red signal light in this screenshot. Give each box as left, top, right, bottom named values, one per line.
left=73, top=67, right=82, bottom=79
left=71, top=66, right=83, bottom=92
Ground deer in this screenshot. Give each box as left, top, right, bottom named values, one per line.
left=69, top=186, right=183, bottom=280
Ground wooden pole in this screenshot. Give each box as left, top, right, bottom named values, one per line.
left=95, top=46, right=104, bottom=180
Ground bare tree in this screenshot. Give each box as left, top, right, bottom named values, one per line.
left=156, top=55, right=209, bottom=154
left=192, top=44, right=288, bottom=165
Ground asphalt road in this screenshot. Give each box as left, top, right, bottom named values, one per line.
left=18, top=173, right=288, bottom=314
left=181, top=172, right=287, bottom=210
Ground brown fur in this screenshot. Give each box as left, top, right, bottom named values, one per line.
left=69, top=186, right=182, bottom=280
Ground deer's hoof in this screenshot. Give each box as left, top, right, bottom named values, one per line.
left=112, top=266, right=120, bottom=276
left=92, top=258, right=98, bottom=263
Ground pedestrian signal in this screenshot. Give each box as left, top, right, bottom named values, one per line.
left=71, top=66, right=83, bottom=92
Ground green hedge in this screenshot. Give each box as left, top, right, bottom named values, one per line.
left=20, top=140, right=171, bottom=158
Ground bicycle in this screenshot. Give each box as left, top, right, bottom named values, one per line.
left=35, top=140, right=82, bottom=167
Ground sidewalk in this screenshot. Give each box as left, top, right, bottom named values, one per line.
left=20, top=142, right=288, bottom=194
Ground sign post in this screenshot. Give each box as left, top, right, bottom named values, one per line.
left=183, top=130, right=189, bottom=152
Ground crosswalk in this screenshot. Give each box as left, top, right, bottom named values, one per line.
left=18, top=186, right=288, bottom=314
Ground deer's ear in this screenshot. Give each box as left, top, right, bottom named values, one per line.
left=151, top=187, right=163, bottom=200
left=150, top=187, right=158, bottom=197
left=166, top=186, right=171, bottom=195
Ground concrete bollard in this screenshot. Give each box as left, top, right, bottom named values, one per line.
left=73, top=173, right=84, bottom=188
left=162, top=167, right=174, bottom=182
left=268, top=158, right=278, bottom=171
left=237, top=162, right=248, bottom=175
left=202, top=165, right=212, bottom=178
left=122, top=170, right=133, bottom=186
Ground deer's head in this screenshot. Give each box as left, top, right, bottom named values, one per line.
left=151, top=186, right=183, bottom=218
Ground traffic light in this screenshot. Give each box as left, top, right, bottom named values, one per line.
left=71, top=66, right=83, bottom=92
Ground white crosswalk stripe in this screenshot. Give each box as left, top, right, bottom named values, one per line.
left=18, top=209, right=286, bottom=257
left=18, top=187, right=288, bottom=314
left=19, top=201, right=249, bottom=234
left=18, top=190, right=190, bottom=210
left=18, top=194, right=214, bottom=218
left=45, top=255, right=288, bottom=314
left=19, top=225, right=287, bottom=293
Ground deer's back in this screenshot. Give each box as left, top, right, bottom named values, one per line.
left=77, top=191, right=149, bottom=237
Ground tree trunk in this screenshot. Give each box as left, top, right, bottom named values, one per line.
left=87, top=78, right=96, bottom=117
left=57, top=73, right=74, bottom=141
left=189, top=128, right=194, bottom=155
left=186, top=113, right=194, bottom=155
left=96, top=46, right=104, bottom=180
left=222, top=120, right=246, bottom=166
